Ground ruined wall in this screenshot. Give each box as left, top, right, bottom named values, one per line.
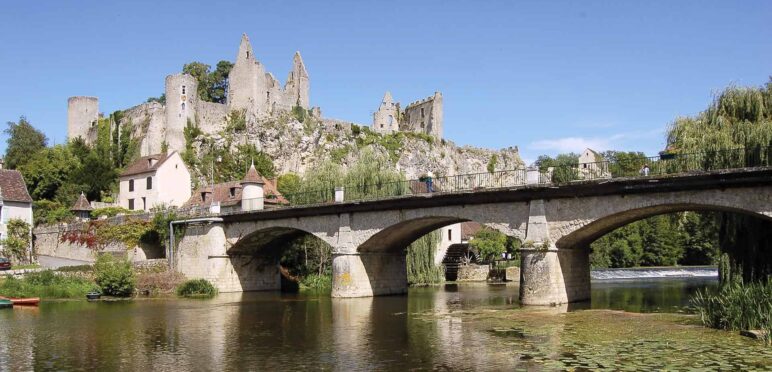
left=120, top=102, right=166, bottom=156
left=196, top=101, right=228, bottom=134
left=227, top=34, right=266, bottom=118
left=67, top=96, right=99, bottom=143
left=402, top=92, right=442, bottom=138
left=372, top=92, right=400, bottom=134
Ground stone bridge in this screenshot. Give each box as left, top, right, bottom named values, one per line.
left=174, top=168, right=772, bottom=305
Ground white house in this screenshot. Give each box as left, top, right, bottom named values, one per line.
left=0, top=169, right=33, bottom=254
left=118, top=152, right=191, bottom=211
left=578, top=148, right=610, bottom=179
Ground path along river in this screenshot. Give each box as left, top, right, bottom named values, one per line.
left=1, top=268, right=771, bottom=370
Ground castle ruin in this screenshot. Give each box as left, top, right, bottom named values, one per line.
left=67, top=34, right=311, bottom=155
left=372, top=91, right=443, bottom=138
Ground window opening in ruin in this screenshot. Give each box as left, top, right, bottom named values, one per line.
left=201, top=192, right=207, bottom=201
left=230, top=187, right=237, bottom=197
left=421, top=108, right=425, bottom=118
left=181, top=102, right=186, bottom=111
left=380, top=124, right=384, bottom=128
left=128, top=199, right=135, bottom=210
left=388, top=115, right=393, bottom=125
left=267, top=92, right=270, bottom=100
left=246, top=51, right=250, bottom=59
left=182, top=85, right=186, bottom=95
left=421, top=121, right=425, bottom=128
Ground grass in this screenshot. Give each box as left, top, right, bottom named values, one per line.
left=690, top=281, right=772, bottom=345
left=299, top=273, right=331, bottom=293
left=176, top=279, right=217, bottom=298
left=11, top=263, right=41, bottom=270
left=0, top=270, right=95, bottom=299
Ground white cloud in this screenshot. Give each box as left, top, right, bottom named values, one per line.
left=529, top=137, right=612, bottom=153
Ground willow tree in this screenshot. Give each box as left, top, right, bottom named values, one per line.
left=666, top=78, right=772, bottom=283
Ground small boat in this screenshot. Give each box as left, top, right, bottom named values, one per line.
left=0, top=299, right=12, bottom=309
left=0, top=296, right=40, bottom=306
left=86, top=292, right=101, bottom=301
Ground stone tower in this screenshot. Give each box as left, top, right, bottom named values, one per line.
left=67, top=96, right=99, bottom=143
left=227, top=34, right=267, bottom=117
left=402, top=91, right=443, bottom=138
left=165, top=73, right=198, bottom=152
left=372, top=92, right=400, bottom=134
left=284, top=52, right=310, bottom=109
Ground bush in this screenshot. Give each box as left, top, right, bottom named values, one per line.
left=176, top=279, right=217, bottom=298
left=299, top=274, right=332, bottom=292
left=93, top=254, right=136, bottom=297
left=56, top=265, right=93, bottom=273
left=0, top=270, right=94, bottom=298
left=33, top=200, right=74, bottom=225
left=91, top=206, right=134, bottom=218
left=136, top=268, right=185, bottom=296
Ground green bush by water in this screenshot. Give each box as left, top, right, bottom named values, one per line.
left=691, top=281, right=772, bottom=345
left=176, top=279, right=217, bottom=298
left=0, top=271, right=94, bottom=298
left=94, top=254, right=136, bottom=297
left=299, top=273, right=331, bottom=292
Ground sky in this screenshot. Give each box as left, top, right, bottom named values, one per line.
left=0, top=1, right=769, bottom=165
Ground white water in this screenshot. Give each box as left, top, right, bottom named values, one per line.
left=591, top=266, right=718, bottom=280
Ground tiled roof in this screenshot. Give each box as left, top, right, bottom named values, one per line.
left=184, top=178, right=288, bottom=208
left=0, top=169, right=32, bottom=203
left=71, top=193, right=92, bottom=211
left=120, top=152, right=174, bottom=177
left=461, top=221, right=483, bottom=240
left=241, top=164, right=265, bottom=184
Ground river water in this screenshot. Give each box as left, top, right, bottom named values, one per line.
left=2, top=269, right=771, bottom=371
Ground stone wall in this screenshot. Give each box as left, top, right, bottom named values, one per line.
left=456, top=264, right=489, bottom=281
left=332, top=252, right=407, bottom=297
left=67, top=96, right=99, bottom=143
left=402, top=92, right=442, bottom=138
left=120, top=102, right=166, bottom=156
left=34, top=224, right=164, bottom=266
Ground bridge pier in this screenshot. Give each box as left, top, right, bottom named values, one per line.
left=332, top=252, right=407, bottom=297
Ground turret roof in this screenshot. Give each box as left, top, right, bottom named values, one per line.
left=241, top=163, right=265, bottom=185
left=71, top=192, right=92, bottom=212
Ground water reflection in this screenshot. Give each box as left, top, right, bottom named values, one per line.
left=0, top=277, right=765, bottom=370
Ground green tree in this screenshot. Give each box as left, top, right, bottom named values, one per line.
left=4, top=116, right=47, bottom=169
left=469, top=228, right=508, bottom=263
left=19, top=145, right=80, bottom=201
left=182, top=60, right=233, bottom=104
left=536, top=153, right=580, bottom=183
left=277, top=173, right=302, bottom=197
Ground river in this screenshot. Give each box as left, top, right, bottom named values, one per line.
left=2, top=268, right=771, bottom=370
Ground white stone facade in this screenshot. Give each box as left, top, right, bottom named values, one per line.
left=118, top=152, right=191, bottom=211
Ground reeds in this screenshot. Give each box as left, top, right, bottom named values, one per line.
left=691, top=281, right=772, bottom=345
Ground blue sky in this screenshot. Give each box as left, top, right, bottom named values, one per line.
left=0, top=1, right=769, bottom=164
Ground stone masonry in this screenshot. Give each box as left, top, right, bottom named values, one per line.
left=372, top=91, right=443, bottom=138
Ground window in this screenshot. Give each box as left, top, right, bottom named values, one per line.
left=421, top=121, right=425, bottom=129
left=146, top=176, right=152, bottom=190
left=448, top=229, right=452, bottom=241
left=128, top=199, right=135, bottom=210
left=182, top=85, right=186, bottom=95
left=246, top=51, right=250, bottom=59
left=142, top=197, right=146, bottom=211
left=129, top=179, right=134, bottom=192
left=201, top=192, right=207, bottom=201
left=380, top=124, right=384, bottom=128
left=388, top=115, right=393, bottom=125
left=421, top=108, right=425, bottom=118
left=267, top=91, right=270, bottom=100
left=230, top=187, right=237, bottom=197
left=181, top=102, right=186, bottom=111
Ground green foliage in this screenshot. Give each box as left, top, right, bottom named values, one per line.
left=0, top=219, right=30, bottom=263
left=277, top=173, right=302, bottom=197
left=225, top=109, right=247, bottom=132
left=487, top=154, right=498, bottom=173
left=536, top=153, right=580, bottom=183
left=691, top=281, right=772, bottom=345
left=406, top=231, right=444, bottom=285
left=4, top=116, right=48, bottom=169
left=19, top=145, right=80, bottom=201
left=470, top=228, right=508, bottom=262
left=176, top=278, right=218, bottom=298
left=281, top=235, right=332, bottom=281
left=299, top=273, right=332, bottom=292
left=0, top=270, right=94, bottom=298
left=93, top=254, right=136, bottom=297
left=601, top=150, right=649, bottom=177
left=343, top=147, right=405, bottom=200
left=355, top=129, right=404, bottom=163
left=90, top=206, right=134, bottom=218
left=351, top=124, right=361, bottom=136
left=292, top=105, right=308, bottom=123
left=33, top=200, right=74, bottom=226
left=146, top=94, right=166, bottom=105
left=182, top=60, right=233, bottom=104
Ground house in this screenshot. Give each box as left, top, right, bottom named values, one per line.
left=578, top=148, right=610, bottom=179
left=118, top=152, right=191, bottom=211
left=184, top=163, right=288, bottom=213
left=0, top=168, right=33, bottom=253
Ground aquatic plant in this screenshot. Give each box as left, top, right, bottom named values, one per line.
left=691, top=281, right=772, bottom=345
left=176, top=279, right=218, bottom=298
left=0, top=270, right=93, bottom=298
left=299, top=273, right=331, bottom=292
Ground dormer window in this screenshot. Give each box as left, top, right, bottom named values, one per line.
left=230, top=187, right=237, bottom=197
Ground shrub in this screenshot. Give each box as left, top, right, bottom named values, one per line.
left=176, top=279, right=217, bottom=298
left=299, top=274, right=332, bottom=292
left=136, top=268, right=185, bottom=296
left=33, top=200, right=74, bottom=225
left=56, top=264, right=94, bottom=273
left=91, top=206, right=134, bottom=218
left=93, top=254, right=136, bottom=297
left=0, top=219, right=31, bottom=263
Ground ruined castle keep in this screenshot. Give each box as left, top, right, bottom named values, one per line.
left=67, top=34, right=311, bottom=155
left=371, top=91, right=443, bottom=138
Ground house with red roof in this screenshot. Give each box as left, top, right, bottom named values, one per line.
left=0, top=168, right=33, bottom=257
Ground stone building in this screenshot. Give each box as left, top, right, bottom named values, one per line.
left=372, top=91, right=443, bottom=138
left=67, top=33, right=311, bottom=156
left=184, top=167, right=287, bottom=214
left=0, top=169, right=33, bottom=260
left=118, top=152, right=191, bottom=211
